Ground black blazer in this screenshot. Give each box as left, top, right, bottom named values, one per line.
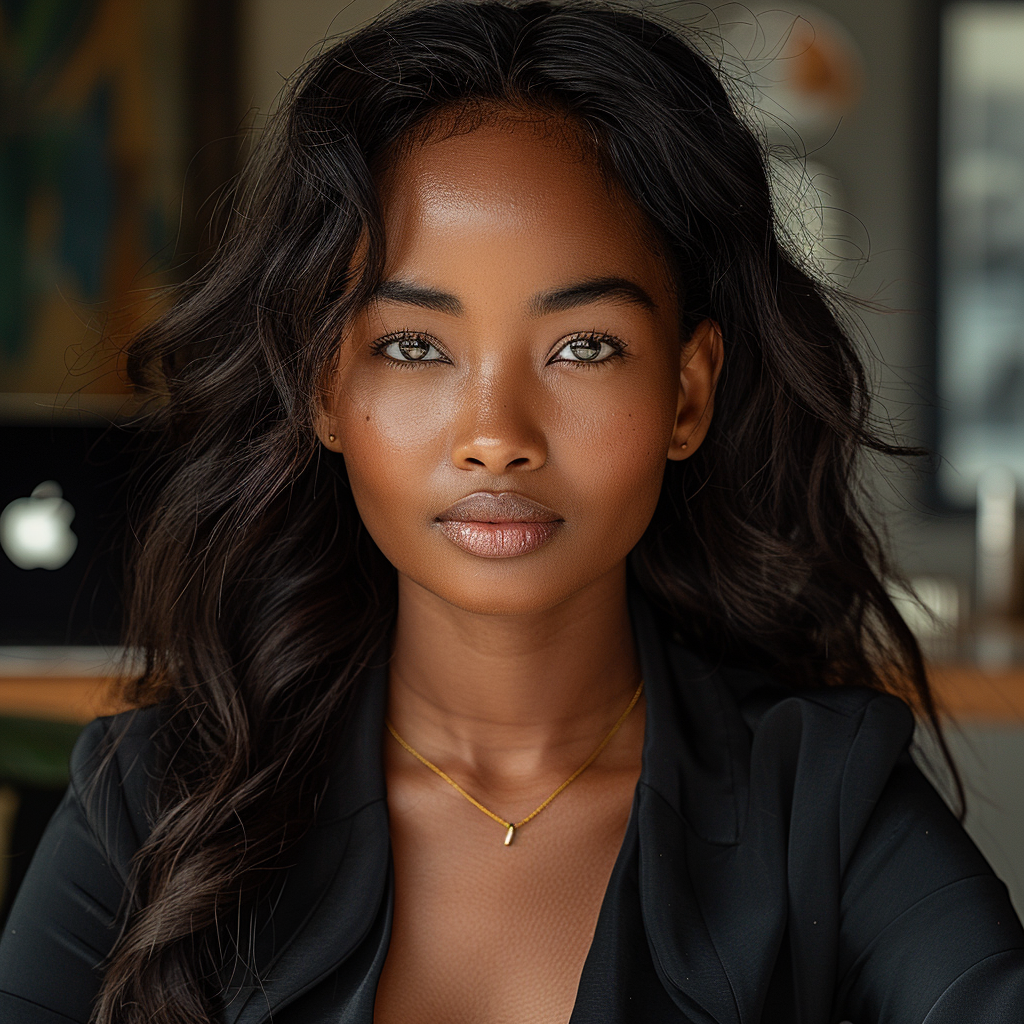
left=2, top=589, right=1023, bottom=1023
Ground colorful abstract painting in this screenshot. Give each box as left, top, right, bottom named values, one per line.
left=0, top=0, right=187, bottom=396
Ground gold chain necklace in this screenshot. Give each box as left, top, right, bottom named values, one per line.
left=384, top=678, right=644, bottom=846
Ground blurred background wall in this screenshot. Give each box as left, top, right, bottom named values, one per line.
left=2, top=0, right=1022, bottom=920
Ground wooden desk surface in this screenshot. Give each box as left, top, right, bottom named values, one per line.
left=929, top=663, right=1024, bottom=725
left=0, top=677, right=125, bottom=723
left=0, top=665, right=1022, bottom=726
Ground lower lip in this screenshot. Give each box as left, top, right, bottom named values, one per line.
left=437, top=520, right=561, bottom=558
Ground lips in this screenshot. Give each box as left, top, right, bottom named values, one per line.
left=435, top=491, right=562, bottom=558
left=437, top=491, right=560, bottom=524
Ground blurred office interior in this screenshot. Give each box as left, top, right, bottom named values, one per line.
left=2, top=0, right=1023, bottom=922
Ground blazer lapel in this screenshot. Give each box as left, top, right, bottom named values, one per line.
left=628, top=587, right=745, bottom=846
left=629, top=586, right=787, bottom=1024
left=637, top=787, right=742, bottom=1024
left=221, top=657, right=393, bottom=1024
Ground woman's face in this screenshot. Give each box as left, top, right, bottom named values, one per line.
left=319, top=114, right=721, bottom=616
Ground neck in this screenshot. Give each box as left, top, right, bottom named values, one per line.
left=386, top=564, right=642, bottom=776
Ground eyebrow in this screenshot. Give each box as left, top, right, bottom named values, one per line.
left=369, top=280, right=463, bottom=316
left=368, top=276, right=658, bottom=317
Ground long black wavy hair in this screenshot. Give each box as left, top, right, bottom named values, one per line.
left=96, top=1, right=960, bottom=1019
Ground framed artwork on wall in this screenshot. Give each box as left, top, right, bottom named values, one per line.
left=0, top=0, right=239, bottom=407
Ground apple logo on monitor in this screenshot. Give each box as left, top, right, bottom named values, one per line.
left=0, top=480, right=78, bottom=570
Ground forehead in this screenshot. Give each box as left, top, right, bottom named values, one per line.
left=373, top=109, right=677, bottom=301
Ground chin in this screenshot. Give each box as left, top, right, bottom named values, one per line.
left=442, top=577, right=577, bottom=618
left=403, top=554, right=622, bottom=618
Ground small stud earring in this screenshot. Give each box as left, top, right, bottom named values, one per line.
left=328, top=433, right=336, bottom=442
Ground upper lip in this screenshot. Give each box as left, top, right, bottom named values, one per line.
left=437, top=491, right=562, bottom=523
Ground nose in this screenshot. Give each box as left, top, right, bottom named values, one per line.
left=450, top=373, right=548, bottom=474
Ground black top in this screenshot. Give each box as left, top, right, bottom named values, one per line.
left=2, top=589, right=1023, bottom=1023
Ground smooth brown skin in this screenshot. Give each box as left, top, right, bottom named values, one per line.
left=318, top=111, right=723, bottom=1024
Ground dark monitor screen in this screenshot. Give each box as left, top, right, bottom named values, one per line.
left=0, top=421, right=136, bottom=646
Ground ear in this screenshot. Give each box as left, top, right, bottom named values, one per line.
left=315, top=351, right=345, bottom=452
left=667, top=318, right=723, bottom=461
left=315, top=409, right=341, bottom=452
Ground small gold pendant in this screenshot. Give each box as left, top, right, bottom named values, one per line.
left=504, top=824, right=515, bottom=846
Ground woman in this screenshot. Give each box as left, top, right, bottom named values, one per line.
left=1, top=1, right=1022, bottom=1021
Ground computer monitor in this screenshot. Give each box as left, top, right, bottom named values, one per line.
left=0, top=405, right=136, bottom=646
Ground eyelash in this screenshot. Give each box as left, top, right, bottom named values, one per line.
left=369, top=329, right=628, bottom=367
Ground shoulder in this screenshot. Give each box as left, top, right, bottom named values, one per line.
left=71, top=702, right=168, bottom=787
left=674, top=639, right=918, bottom=843
left=649, top=633, right=918, bottom=854
left=69, top=703, right=169, bottom=857
left=725, top=666, right=920, bottom=866
left=714, top=656, right=917, bottom=770
left=666, top=634, right=916, bottom=764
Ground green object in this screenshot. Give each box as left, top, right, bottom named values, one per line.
left=0, top=716, right=84, bottom=789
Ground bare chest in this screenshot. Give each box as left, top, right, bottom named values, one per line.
left=372, top=768, right=638, bottom=1024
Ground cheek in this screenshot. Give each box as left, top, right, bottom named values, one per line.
left=567, top=402, right=673, bottom=542
left=340, top=362, right=445, bottom=448
left=331, top=367, right=450, bottom=533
